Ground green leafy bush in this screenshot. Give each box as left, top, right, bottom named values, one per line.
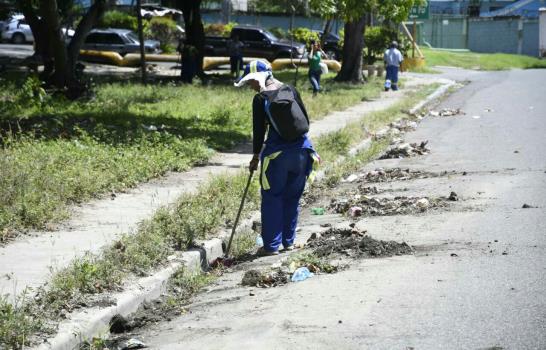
left=148, top=16, right=178, bottom=53
left=268, top=26, right=288, bottom=39
left=290, top=27, right=319, bottom=45
left=98, top=10, right=137, bottom=31
left=204, top=21, right=237, bottom=37
left=364, top=26, right=405, bottom=64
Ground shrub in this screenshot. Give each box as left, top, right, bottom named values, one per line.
left=268, top=26, right=288, bottom=39
left=204, top=21, right=237, bottom=37
left=148, top=17, right=178, bottom=53
left=98, top=10, right=137, bottom=31
left=364, top=26, right=402, bottom=64
left=290, top=27, right=319, bottom=46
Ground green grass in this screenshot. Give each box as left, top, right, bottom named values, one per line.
left=0, top=71, right=381, bottom=237
left=421, top=48, right=546, bottom=71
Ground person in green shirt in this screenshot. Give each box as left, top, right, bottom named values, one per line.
left=308, top=40, right=327, bottom=96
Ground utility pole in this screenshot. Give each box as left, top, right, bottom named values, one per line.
left=136, top=0, right=147, bottom=84
left=222, top=0, right=231, bottom=24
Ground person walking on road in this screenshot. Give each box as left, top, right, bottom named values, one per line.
left=228, top=34, right=245, bottom=79
left=384, top=41, right=404, bottom=91
left=308, top=40, right=327, bottom=96
left=234, top=60, right=320, bottom=255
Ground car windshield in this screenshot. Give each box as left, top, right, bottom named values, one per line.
left=126, top=32, right=140, bottom=43
left=263, top=30, right=278, bottom=41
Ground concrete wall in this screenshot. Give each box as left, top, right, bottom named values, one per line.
left=468, top=17, right=539, bottom=56
left=420, top=15, right=468, bottom=49
left=539, top=8, right=546, bottom=57
left=202, top=12, right=343, bottom=34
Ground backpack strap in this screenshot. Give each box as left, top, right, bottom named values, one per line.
left=262, top=93, right=281, bottom=136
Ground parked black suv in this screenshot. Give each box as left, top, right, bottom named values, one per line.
left=204, top=25, right=305, bottom=62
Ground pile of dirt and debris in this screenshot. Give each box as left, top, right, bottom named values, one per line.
left=361, top=167, right=442, bottom=183
left=374, top=119, right=419, bottom=140
left=429, top=108, right=465, bottom=117
left=306, top=227, right=413, bottom=259
left=329, top=195, right=447, bottom=217
left=241, top=269, right=289, bottom=288
left=379, top=140, right=429, bottom=159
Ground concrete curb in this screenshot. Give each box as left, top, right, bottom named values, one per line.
left=33, top=80, right=455, bottom=350
left=409, top=79, right=456, bottom=115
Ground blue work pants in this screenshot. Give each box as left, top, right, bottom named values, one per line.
left=308, top=69, right=322, bottom=94
left=386, top=65, right=399, bottom=90
left=260, top=149, right=311, bottom=252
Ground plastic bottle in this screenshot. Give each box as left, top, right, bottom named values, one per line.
left=291, top=267, right=314, bottom=282
left=255, top=235, right=264, bottom=247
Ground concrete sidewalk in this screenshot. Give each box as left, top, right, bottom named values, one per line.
left=0, top=75, right=444, bottom=300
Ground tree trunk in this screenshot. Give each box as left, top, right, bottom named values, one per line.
left=17, top=0, right=54, bottom=79
left=180, top=0, right=205, bottom=78
left=67, top=0, right=107, bottom=86
left=40, top=0, right=68, bottom=88
left=335, top=15, right=367, bottom=83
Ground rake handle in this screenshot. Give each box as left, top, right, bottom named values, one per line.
left=225, top=170, right=254, bottom=258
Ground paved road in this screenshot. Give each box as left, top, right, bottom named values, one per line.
left=124, top=68, right=546, bottom=349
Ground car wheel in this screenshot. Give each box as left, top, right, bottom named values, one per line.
left=12, top=32, right=25, bottom=44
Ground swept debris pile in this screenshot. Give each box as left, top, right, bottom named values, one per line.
left=374, top=119, right=419, bottom=140
left=306, top=227, right=413, bottom=259
left=241, top=253, right=340, bottom=288
left=329, top=195, right=447, bottom=217
left=379, top=140, right=429, bottom=159
left=429, top=108, right=465, bottom=117
left=361, top=167, right=444, bottom=183
left=241, top=269, right=289, bottom=288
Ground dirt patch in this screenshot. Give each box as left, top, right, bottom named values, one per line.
left=379, top=140, right=429, bottom=159
left=306, top=227, right=413, bottom=259
left=241, top=269, right=289, bottom=288
left=329, top=195, right=448, bottom=217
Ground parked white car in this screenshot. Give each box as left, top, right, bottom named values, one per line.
left=1, top=14, right=75, bottom=44
left=2, top=14, right=32, bottom=44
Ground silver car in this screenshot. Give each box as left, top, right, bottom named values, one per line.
left=82, top=28, right=160, bottom=56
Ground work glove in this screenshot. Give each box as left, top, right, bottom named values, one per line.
left=249, top=155, right=259, bottom=172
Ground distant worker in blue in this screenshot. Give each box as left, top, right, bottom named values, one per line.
left=384, top=41, right=404, bottom=91
left=234, top=60, right=320, bottom=255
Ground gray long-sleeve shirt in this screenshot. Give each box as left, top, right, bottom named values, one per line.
left=384, top=48, right=403, bottom=67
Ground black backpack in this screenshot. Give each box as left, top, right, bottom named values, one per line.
left=262, top=85, right=310, bottom=141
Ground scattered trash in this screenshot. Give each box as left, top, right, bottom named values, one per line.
left=379, top=141, right=429, bottom=159
left=502, top=251, right=508, bottom=256
left=121, top=338, right=147, bottom=350
left=472, top=115, right=481, bottom=119
left=448, top=191, right=458, bottom=201
left=312, top=207, right=325, bottom=215
left=484, top=108, right=494, bottom=112
left=330, top=195, right=446, bottom=217
left=338, top=320, right=343, bottom=324
left=522, top=203, right=536, bottom=209
left=415, top=198, right=430, bottom=210
left=429, top=108, right=464, bottom=117
left=291, top=267, right=314, bottom=282
left=514, top=150, right=519, bottom=154
left=255, top=235, right=264, bottom=247
left=349, top=206, right=363, bottom=217
left=450, top=253, right=458, bottom=257
left=362, top=167, right=446, bottom=183
left=343, top=174, right=359, bottom=183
